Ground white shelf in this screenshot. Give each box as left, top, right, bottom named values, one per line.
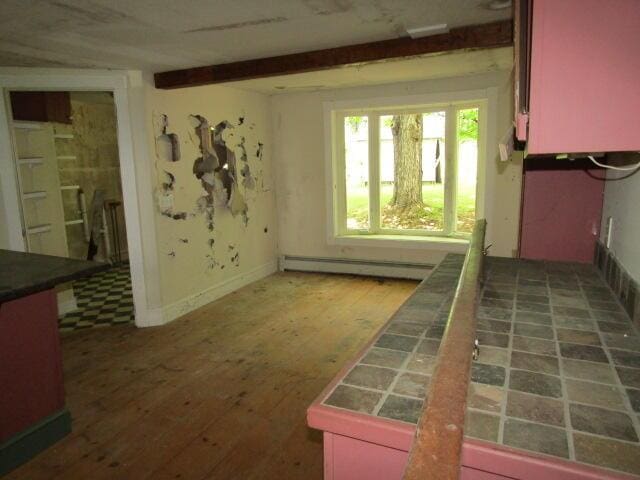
left=13, top=122, right=42, bottom=131
left=56, top=155, right=77, bottom=161
left=18, top=157, right=44, bottom=166
left=60, top=185, right=80, bottom=191
left=64, top=219, right=84, bottom=226
left=26, top=224, right=52, bottom=235
left=22, top=191, right=47, bottom=200
left=54, top=133, right=74, bottom=139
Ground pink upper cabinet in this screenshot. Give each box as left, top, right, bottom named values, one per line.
left=524, top=0, right=640, bottom=154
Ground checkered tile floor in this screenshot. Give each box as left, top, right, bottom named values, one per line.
left=59, top=263, right=134, bottom=331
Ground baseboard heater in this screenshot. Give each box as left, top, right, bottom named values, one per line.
left=280, top=255, right=435, bottom=280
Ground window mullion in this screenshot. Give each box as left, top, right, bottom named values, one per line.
left=336, top=113, right=348, bottom=235
left=444, top=106, right=457, bottom=235
left=369, top=114, right=380, bottom=234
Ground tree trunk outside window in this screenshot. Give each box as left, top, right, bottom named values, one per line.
left=390, top=114, right=423, bottom=208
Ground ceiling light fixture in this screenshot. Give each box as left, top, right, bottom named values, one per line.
left=406, top=24, right=449, bottom=39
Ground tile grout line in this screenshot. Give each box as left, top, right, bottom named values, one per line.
left=370, top=263, right=463, bottom=418
left=495, top=265, right=516, bottom=446
left=556, top=268, right=576, bottom=462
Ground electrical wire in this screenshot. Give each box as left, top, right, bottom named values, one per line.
left=588, top=155, right=640, bottom=171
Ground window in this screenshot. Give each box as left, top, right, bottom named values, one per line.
left=334, top=101, right=483, bottom=240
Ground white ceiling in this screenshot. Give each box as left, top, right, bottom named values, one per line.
left=0, top=0, right=511, bottom=72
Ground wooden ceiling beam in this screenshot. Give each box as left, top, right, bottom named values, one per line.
left=154, top=20, right=513, bottom=89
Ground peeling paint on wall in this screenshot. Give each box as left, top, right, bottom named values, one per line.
left=162, top=211, right=187, bottom=220
left=190, top=114, right=253, bottom=226
left=155, top=114, right=180, bottom=162
left=205, top=253, right=219, bottom=270
left=158, top=170, right=188, bottom=220
left=162, top=170, right=175, bottom=192
left=237, top=137, right=256, bottom=190
left=153, top=109, right=268, bottom=276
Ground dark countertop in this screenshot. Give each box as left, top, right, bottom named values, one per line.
left=0, top=249, right=109, bottom=303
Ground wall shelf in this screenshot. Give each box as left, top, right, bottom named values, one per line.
left=53, top=133, right=74, bottom=139
left=64, top=219, right=84, bottom=226
left=18, top=157, right=44, bottom=166
left=13, top=122, right=42, bottom=131
left=22, top=191, right=47, bottom=200
left=26, top=224, right=52, bottom=235
left=56, top=155, right=77, bottom=161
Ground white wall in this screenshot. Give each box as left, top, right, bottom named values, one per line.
left=271, top=70, right=521, bottom=265
left=0, top=63, right=521, bottom=326
left=144, top=81, right=278, bottom=320
left=600, top=153, right=640, bottom=282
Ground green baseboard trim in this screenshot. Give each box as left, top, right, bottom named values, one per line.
left=0, top=408, right=71, bottom=476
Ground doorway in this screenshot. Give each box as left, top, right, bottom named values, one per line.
left=9, top=90, right=134, bottom=330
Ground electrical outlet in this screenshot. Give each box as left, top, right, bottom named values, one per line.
left=605, top=216, right=613, bottom=248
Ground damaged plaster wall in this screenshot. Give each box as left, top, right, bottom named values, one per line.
left=271, top=70, right=521, bottom=264
left=146, top=81, right=277, bottom=310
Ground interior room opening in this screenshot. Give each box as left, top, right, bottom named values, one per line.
left=8, top=90, right=134, bottom=331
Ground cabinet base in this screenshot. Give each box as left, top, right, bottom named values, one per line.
left=0, top=408, right=71, bottom=476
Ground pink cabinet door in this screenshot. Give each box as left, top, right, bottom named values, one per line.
left=528, top=0, right=640, bottom=154
left=0, top=289, right=65, bottom=442
left=324, top=432, right=408, bottom=480
left=519, top=165, right=604, bottom=263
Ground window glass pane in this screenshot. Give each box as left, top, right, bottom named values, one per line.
left=380, top=112, right=445, bottom=231
left=456, top=108, right=478, bottom=234
left=344, top=116, right=369, bottom=230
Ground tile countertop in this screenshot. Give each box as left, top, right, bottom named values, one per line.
left=317, top=254, right=640, bottom=478
left=0, top=249, right=108, bottom=303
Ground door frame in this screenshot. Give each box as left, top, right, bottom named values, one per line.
left=0, top=68, right=162, bottom=327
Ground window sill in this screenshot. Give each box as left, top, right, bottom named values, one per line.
left=332, top=234, right=469, bottom=251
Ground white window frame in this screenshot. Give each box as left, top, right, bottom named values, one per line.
left=324, top=89, right=494, bottom=248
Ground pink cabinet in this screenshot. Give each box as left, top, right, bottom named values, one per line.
left=516, top=0, right=640, bottom=154
left=308, top=410, right=631, bottom=480
left=519, top=161, right=604, bottom=263
left=308, top=370, right=631, bottom=480
left=0, top=290, right=65, bottom=442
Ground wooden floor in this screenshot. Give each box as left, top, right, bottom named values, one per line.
left=8, top=271, right=417, bottom=480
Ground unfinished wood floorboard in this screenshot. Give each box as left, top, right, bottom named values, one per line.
left=6, top=272, right=417, bottom=480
